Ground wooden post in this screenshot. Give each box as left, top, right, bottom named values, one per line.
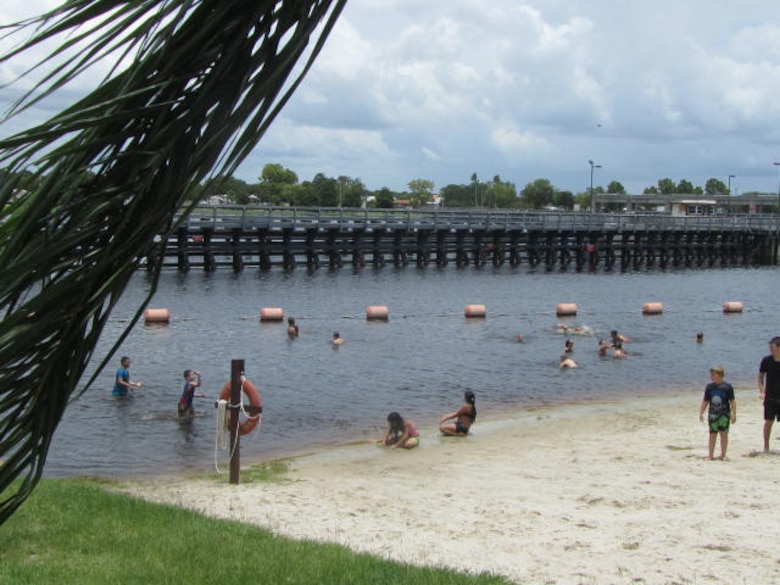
left=229, top=359, right=244, bottom=485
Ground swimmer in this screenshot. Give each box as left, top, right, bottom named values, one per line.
left=332, top=331, right=344, bottom=346
left=112, top=356, right=142, bottom=397
left=380, top=412, right=420, bottom=449
left=565, top=339, right=574, bottom=353
left=613, top=342, right=627, bottom=359
left=287, top=317, right=299, bottom=339
left=177, top=369, right=206, bottom=418
left=598, top=338, right=610, bottom=356
left=559, top=355, right=578, bottom=369
left=516, top=334, right=526, bottom=343
left=696, top=332, right=704, bottom=343
left=610, top=330, right=630, bottom=345
left=439, top=391, right=477, bottom=436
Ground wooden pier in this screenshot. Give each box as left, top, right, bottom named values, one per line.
left=146, top=206, right=780, bottom=272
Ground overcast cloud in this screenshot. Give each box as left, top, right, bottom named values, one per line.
left=3, top=1, right=780, bottom=195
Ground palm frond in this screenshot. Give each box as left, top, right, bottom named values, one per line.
left=0, top=0, right=347, bottom=524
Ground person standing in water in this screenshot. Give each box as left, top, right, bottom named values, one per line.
left=178, top=369, right=205, bottom=418
left=439, top=391, right=477, bottom=436
left=287, top=317, right=299, bottom=339
left=112, top=356, right=142, bottom=396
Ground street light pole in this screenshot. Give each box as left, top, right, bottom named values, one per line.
left=588, top=159, right=602, bottom=212
left=727, top=174, right=735, bottom=214
left=774, top=162, right=780, bottom=211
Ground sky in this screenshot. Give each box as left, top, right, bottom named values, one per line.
left=2, top=0, right=780, bottom=195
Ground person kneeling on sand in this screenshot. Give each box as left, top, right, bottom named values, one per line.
left=559, top=355, right=578, bottom=369
left=380, top=412, right=420, bottom=449
left=439, top=391, right=477, bottom=436
left=698, top=365, right=736, bottom=460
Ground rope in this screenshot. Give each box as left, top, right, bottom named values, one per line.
left=214, top=399, right=228, bottom=474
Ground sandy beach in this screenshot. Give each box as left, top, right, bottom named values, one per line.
left=122, top=390, right=780, bottom=585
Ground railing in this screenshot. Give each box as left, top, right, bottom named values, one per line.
left=180, top=205, right=780, bottom=234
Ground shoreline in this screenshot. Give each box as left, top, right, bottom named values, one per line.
left=120, top=388, right=780, bottom=584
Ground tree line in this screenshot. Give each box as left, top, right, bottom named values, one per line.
left=1, top=165, right=743, bottom=211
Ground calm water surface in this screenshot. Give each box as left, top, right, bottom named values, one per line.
left=46, top=266, right=777, bottom=478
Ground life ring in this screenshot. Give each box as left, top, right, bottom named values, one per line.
left=219, top=378, right=262, bottom=435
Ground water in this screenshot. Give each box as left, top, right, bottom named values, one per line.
left=46, top=266, right=776, bottom=478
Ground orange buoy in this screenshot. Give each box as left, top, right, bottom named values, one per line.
left=219, top=378, right=262, bottom=435
left=642, top=302, right=663, bottom=315
left=556, top=303, right=577, bottom=317
left=144, top=308, right=170, bottom=324
left=464, top=304, right=487, bottom=318
left=723, top=301, right=744, bottom=314
left=260, top=307, right=284, bottom=322
left=366, top=305, right=389, bottom=321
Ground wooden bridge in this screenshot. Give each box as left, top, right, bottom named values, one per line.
left=147, top=206, right=780, bottom=272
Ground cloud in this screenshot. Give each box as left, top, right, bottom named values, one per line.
left=4, top=0, right=780, bottom=195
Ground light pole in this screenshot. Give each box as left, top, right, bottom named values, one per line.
left=774, top=162, right=780, bottom=211
left=589, top=159, right=601, bottom=212
left=727, top=174, right=735, bottom=214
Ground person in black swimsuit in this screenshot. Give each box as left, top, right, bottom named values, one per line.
left=439, top=391, right=477, bottom=436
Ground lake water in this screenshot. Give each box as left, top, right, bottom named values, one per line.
left=45, top=266, right=777, bottom=478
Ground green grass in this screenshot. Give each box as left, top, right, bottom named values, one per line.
left=0, top=480, right=513, bottom=585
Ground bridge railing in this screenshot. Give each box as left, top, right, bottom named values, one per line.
left=180, top=205, right=780, bottom=234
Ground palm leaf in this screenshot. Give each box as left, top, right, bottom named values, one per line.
left=0, top=0, right=347, bottom=524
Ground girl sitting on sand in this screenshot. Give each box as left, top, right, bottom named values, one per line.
left=380, top=412, right=420, bottom=449
left=439, top=391, right=477, bottom=436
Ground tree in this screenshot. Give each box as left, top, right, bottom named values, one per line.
left=520, top=178, right=555, bottom=209
left=408, top=178, right=435, bottom=208
left=337, top=176, right=365, bottom=208
left=643, top=186, right=659, bottom=194
left=260, top=163, right=298, bottom=185
left=553, top=190, right=574, bottom=210
left=705, top=178, right=729, bottom=195
left=440, top=183, right=473, bottom=207
left=258, top=163, right=298, bottom=204
left=0, top=0, right=346, bottom=522
left=374, top=187, right=395, bottom=208
left=470, top=172, right=479, bottom=207
left=677, top=179, right=695, bottom=194
left=312, top=173, right=338, bottom=207
left=607, top=181, right=626, bottom=194
left=657, top=178, right=676, bottom=194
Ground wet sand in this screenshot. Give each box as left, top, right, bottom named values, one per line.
left=121, top=390, right=780, bottom=585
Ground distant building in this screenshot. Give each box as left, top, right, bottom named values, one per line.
left=592, top=193, right=777, bottom=215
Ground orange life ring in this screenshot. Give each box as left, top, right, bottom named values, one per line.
left=219, top=378, right=262, bottom=435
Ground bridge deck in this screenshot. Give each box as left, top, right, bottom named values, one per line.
left=179, top=206, right=780, bottom=234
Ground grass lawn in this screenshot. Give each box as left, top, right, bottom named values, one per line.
left=0, top=479, right=513, bottom=585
